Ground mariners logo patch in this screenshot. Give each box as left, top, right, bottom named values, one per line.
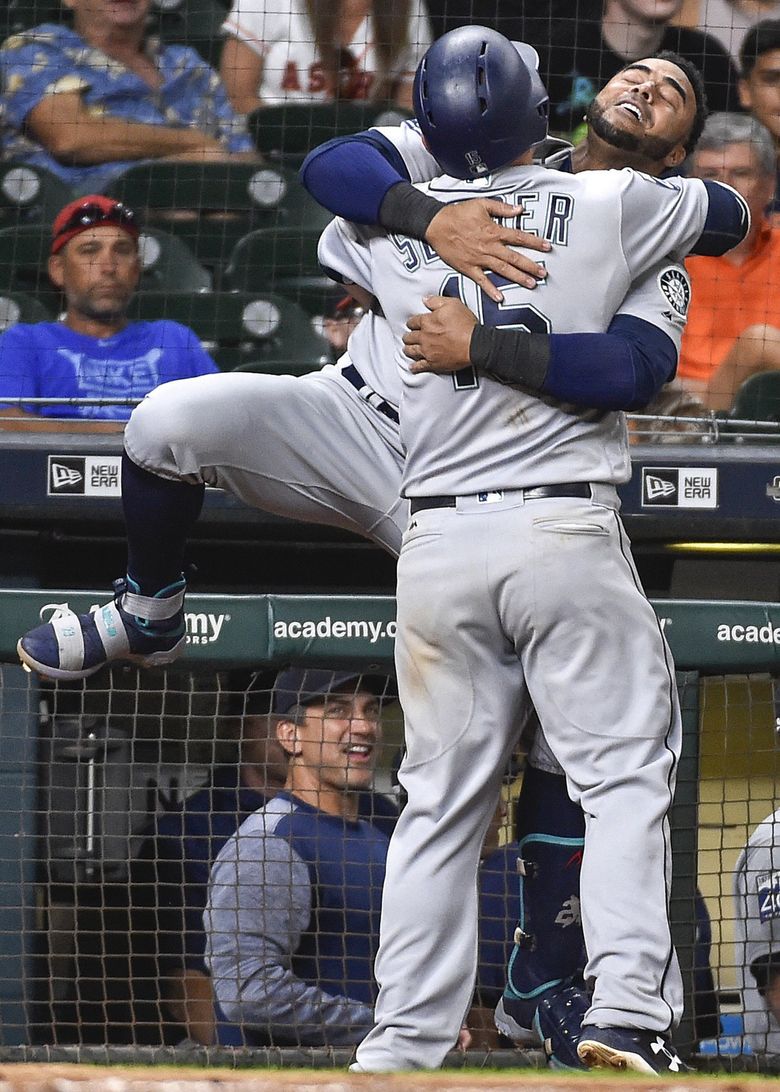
left=657, top=267, right=691, bottom=318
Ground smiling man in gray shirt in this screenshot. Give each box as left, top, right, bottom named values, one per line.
left=204, top=667, right=394, bottom=1047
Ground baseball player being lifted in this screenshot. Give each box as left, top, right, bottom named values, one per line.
left=319, top=27, right=747, bottom=1074
left=18, top=32, right=746, bottom=1065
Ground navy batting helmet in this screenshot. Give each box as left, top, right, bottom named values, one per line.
left=413, top=27, right=549, bottom=180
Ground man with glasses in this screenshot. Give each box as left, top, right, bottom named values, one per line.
left=0, top=195, right=217, bottom=429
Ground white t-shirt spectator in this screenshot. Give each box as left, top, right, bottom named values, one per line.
left=221, top=0, right=432, bottom=105
left=697, top=0, right=780, bottom=62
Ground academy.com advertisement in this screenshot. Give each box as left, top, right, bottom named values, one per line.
left=2, top=592, right=779, bottom=671
left=271, top=616, right=397, bottom=644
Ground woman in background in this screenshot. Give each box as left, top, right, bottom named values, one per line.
left=219, top=0, right=432, bottom=113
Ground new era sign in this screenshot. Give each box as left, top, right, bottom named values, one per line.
left=641, top=467, right=718, bottom=508
left=47, top=455, right=122, bottom=497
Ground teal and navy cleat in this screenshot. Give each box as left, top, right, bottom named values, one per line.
left=17, top=576, right=186, bottom=681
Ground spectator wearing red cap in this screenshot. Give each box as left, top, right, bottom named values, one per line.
left=0, top=0, right=257, bottom=193
left=322, top=293, right=367, bottom=362
left=0, top=196, right=218, bottom=430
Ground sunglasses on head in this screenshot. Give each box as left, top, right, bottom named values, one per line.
left=54, top=201, right=137, bottom=241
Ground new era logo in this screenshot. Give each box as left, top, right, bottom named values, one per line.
left=642, top=468, right=678, bottom=506
left=47, top=455, right=122, bottom=497
left=48, top=457, right=86, bottom=494
left=641, top=467, right=718, bottom=509
left=645, top=475, right=676, bottom=500
left=51, top=463, right=83, bottom=489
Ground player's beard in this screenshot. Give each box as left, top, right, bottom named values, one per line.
left=586, top=96, right=678, bottom=165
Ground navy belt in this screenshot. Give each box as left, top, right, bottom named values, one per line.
left=409, top=483, right=592, bottom=515
left=341, top=364, right=400, bottom=425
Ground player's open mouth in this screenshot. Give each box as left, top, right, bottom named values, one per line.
left=616, top=101, right=645, bottom=124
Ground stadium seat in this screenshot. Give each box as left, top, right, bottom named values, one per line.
left=136, top=227, right=212, bottom=291
left=0, top=224, right=61, bottom=312
left=2, top=0, right=62, bottom=37
left=221, top=226, right=333, bottom=304
left=246, top=101, right=413, bottom=164
left=106, top=162, right=331, bottom=275
left=0, top=162, right=75, bottom=230
left=148, top=0, right=230, bottom=68
left=0, top=291, right=54, bottom=332
left=0, top=224, right=210, bottom=311
left=730, top=371, right=780, bottom=423
left=127, top=290, right=331, bottom=373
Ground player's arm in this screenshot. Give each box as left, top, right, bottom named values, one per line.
left=404, top=262, right=689, bottom=411
left=205, top=831, right=374, bottom=1046
left=301, top=125, right=550, bottom=300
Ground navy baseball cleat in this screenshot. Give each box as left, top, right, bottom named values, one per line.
left=533, top=984, right=590, bottom=1069
left=17, top=576, right=187, bottom=681
left=576, top=1025, right=689, bottom=1074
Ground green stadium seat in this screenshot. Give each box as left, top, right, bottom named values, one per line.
left=0, top=291, right=54, bottom=332
left=149, top=0, right=230, bottom=68
left=730, top=371, right=780, bottom=424
left=106, top=162, right=331, bottom=275
left=246, top=101, right=413, bottom=164
left=221, top=225, right=333, bottom=305
left=128, top=290, right=330, bottom=373
left=0, top=162, right=75, bottom=230
left=136, top=227, right=212, bottom=292
left=0, top=224, right=61, bottom=312
left=0, top=224, right=210, bottom=312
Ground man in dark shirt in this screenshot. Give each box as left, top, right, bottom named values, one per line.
left=539, top=0, right=739, bottom=138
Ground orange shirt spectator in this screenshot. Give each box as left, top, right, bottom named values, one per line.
left=679, top=219, right=780, bottom=382
left=678, top=111, right=780, bottom=409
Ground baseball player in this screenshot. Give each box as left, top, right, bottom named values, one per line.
left=17, top=36, right=746, bottom=1063
left=319, top=26, right=745, bottom=1074
left=733, top=806, right=780, bottom=1054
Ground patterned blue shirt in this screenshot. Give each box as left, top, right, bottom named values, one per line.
left=0, top=24, right=253, bottom=193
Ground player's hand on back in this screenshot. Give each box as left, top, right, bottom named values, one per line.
left=404, top=296, right=477, bottom=373
left=424, top=199, right=550, bottom=303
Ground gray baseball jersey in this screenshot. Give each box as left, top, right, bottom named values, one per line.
left=733, top=808, right=780, bottom=1054
left=320, top=164, right=708, bottom=496
left=320, top=162, right=708, bottom=1071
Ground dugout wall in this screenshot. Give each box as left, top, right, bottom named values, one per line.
left=0, top=592, right=777, bottom=1067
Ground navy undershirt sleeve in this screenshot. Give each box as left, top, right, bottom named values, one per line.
left=692, top=180, right=750, bottom=256
left=544, top=315, right=678, bottom=409
left=300, top=132, right=410, bottom=223
left=474, top=315, right=678, bottom=410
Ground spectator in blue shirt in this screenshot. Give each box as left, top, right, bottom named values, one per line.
left=0, top=195, right=218, bottom=427
left=0, top=0, right=256, bottom=194
left=204, top=666, right=399, bottom=1048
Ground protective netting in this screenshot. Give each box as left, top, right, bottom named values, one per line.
left=0, top=2, right=778, bottom=423
left=0, top=658, right=776, bottom=1065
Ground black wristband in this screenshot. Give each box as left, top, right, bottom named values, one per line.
left=378, top=181, right=442, bottom=240
left=469, top=324, right=551, bottom=392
